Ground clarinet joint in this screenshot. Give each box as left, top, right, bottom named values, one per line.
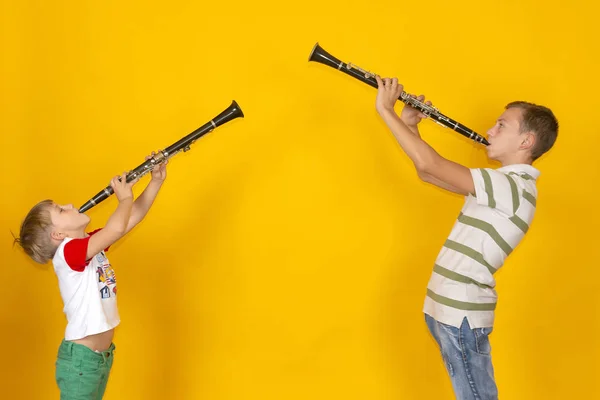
left=346, top=63, right=376, bottom=80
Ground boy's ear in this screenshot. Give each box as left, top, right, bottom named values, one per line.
left=51, top=230, right=65, bottom=241
left=520, top=131, right=536, bottom=152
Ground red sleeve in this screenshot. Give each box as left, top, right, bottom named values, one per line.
left=63, top=237, right=92, bottom=272
left=63, top=229, right=110, bottom=272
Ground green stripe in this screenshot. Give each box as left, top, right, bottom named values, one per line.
left=480, top=169, right=496, bottom=208
left=509, top=215, right=529, bottom=233
left=523, top=190, right=537, bottom=207
left=458, top=213, right=513, bottom=255
left=509, top=172, right=535, bottom=181
left=506, top=174, right=520, bottom=213
left=444, top=240, right=496, bottom=274
left=427, top=289, right=497, bottom=311
left=433, top=264, right=494, bottom=289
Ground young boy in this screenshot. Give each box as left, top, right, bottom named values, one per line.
left=374, top=76, right=558, bottom=399
left=16, top=152, right=167, bottom=399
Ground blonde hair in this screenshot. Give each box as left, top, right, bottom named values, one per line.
left=14, top=199, right=58, bottom=264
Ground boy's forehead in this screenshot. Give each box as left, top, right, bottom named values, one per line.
left=500, top=107, right=523, bottom=122
left=498, top=108, right=523, bottom=129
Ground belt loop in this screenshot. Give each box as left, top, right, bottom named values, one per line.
left=106, top=343, right=115, bottom=359
left=72, top=343, right=82, bottom=369
left=66, top=340, right=73, bottom=356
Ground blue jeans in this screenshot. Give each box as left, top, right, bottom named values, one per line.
left=425, top=314, right=498, bottom=399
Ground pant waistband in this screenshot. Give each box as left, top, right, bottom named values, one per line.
left=59, top=339, right=116, bottom=362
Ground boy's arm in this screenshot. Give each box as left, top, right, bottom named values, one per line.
left=125, top=154, right=167, bottom=233
left=86, top=173, right=137, bottom=259
left=418, top=170, right=470, bottom=195
left=375, top=76, right=475, bottom=196
left=124, top=179, right=164, bottom=233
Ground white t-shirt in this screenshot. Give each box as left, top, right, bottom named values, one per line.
left=52, top=229, right=120, bottom=340
left=423, top=164, right=540, bottom=329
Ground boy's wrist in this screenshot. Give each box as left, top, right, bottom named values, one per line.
left=377, top=106, right=396, bottom=118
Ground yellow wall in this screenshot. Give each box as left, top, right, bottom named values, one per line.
left=1, top=0, right=598, bottom=399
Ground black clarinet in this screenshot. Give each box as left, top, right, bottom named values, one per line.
left=308, top=43, right=489, bottom=146
left=78, top=100, right=244, bottom=213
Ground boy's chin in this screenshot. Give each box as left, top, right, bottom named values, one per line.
left=79, top=215, right=91, bottom=227
left=485, top=147, right=498, bottom=161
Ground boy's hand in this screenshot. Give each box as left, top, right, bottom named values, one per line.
left=375, top=76, right=404, bottom=115
left=401, top=94, right=432, bottom=129
left=147, top=151, right=167, bottom=182
left=110, top=172, right=137, bottom=201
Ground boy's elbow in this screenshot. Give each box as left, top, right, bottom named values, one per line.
left=414, top=155, right=435, bottom=179
left=417, top=168, right=432, bottom=183
left=414, top=151, right=440, bottom=177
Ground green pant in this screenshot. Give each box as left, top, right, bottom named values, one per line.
left=55, top=340, right=116, bottom=400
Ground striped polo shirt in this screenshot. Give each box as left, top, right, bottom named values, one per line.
left=423, top=164, right=540, bottom=329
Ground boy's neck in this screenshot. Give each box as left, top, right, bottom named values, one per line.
left=63, top=228, right=88, bottom=239
left=500, top=154, right=533, bottom=167
left=71, top=229, right=88, bottom=238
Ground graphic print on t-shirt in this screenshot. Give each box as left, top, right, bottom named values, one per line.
left=95, top=252, right=117, bottom=299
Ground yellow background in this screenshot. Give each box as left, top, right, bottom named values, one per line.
left=1, top=0, right=598, bottom=399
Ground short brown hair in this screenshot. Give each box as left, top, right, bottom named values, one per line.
left=506, top=101, right=559, bottom=161
left=14, top=200, right=58, bottom=264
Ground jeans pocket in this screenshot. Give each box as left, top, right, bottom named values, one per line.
left=473, top=327, right=493, bottom=355
left=78, top=358, right=102, bottom=375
